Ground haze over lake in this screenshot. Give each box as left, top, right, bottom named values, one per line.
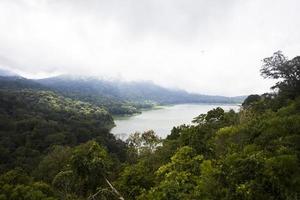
left=112, top=103, right=240, bottom=139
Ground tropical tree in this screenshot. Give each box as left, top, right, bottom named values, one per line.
left=261, top=51, right=300, bottom=98
left=139, top=146, right=204, bottom=200
left=126, top=130, right=161, bottom=155
left=53, top=141, right=124, bottom=200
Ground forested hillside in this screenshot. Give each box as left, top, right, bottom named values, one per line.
left=0, top=87, right=128, bottom=199
left=0, top=76, right=146, bottom=116
left=37, top=76, right=244, bottom=114
left=0, top=73, right=245, bottom=116
left=0, top=51, right=299, bottom=200
left=0, top=76, right=46, bottom=91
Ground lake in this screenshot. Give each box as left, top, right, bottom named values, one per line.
left=111, top=103, right=240, bottom=140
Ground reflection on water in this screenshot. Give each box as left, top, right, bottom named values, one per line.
left=111, top=103, right=240, bottom=140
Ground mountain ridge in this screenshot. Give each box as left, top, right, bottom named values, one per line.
left=37, top=74, right=246, bottom=103
left=0, top=69, right=246, bottom=115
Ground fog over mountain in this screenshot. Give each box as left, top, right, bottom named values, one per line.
left=0, top=70, right=246, bottom=115
left=0, top=0, right=299, bottom=95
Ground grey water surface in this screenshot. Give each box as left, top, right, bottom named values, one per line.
left=112, top=103, right=240, bottom=140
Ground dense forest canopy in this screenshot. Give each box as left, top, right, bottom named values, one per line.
left=0, top=51, right=299, bottom=199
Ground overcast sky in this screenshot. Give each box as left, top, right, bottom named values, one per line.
left=0, top=0, right=299, bottom=96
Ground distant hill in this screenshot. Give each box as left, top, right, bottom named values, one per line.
left=0, top=68, right=19, bottom=77
left=0, top=69, right=246, bottom=115
left=0, top=68, right=46, bottom=90
left=111, top=80, right=245, bottom=104
left=37, top=75, right=246, bottom=109
left=36, top=76, right=145, bottom=115
left=0, top=76, right=46, bottom=90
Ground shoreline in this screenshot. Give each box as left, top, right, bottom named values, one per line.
left=113, top=102, right=241, bottom=120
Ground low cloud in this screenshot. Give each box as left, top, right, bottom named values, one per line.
left=0, top=0, right=299, bottom=96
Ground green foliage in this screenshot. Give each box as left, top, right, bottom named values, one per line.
left=0, top=51, right=299, bottom=199
left=116, top=52, right=300, bottom=199
left=0, top=169, right=58, bottom=200
left=242, top=94, right=261, bottom=108
left=70, top=141, right=112, bottom=193
left=51, top=141, right=121, bottom=199
left=193, top=107, right=225, bottom=124
left=0, top=85, right=127, bottom=199
left=134, top=98, right=300, bottom=200
left=0, top=89, right=127, bottom=172
left=126, top=130, right=161, bottom=156
left=261, top=51, right=300, bottom=99
left=139, top=146, right=204, bottom=200
left=34, top=146, right=72, bottom=183
left=115, top=161, right=155, bottom=200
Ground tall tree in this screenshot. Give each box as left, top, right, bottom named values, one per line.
left=261, top=51, right=300, bottom=98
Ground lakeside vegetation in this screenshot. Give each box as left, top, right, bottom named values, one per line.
left=0, top=51, right=299, bottom=199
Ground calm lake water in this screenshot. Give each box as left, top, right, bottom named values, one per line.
left=111, top=103, right=240, bottom=140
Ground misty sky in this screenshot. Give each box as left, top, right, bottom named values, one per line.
left=0, top=0, right=299, bottom=96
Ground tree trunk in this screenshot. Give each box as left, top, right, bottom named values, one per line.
left=105, top=178, right=125, bottom=200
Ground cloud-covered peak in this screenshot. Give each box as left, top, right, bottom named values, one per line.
left=0, top=0, right=299, bottom=95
